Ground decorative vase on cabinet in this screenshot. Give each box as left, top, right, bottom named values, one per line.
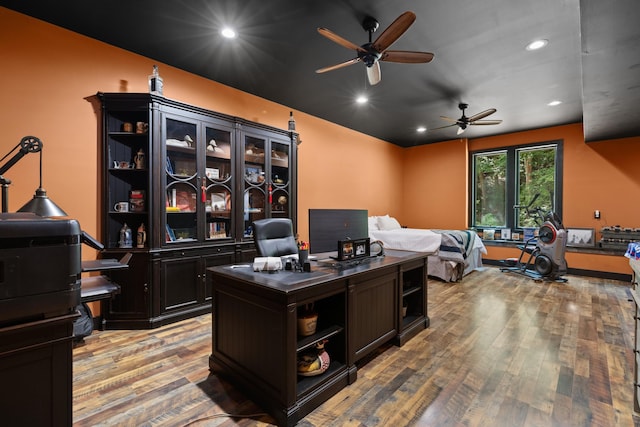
left=97, top=92, right=297, bottom=329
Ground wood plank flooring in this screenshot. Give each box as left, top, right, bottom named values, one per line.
left=72, top=267, right=640, bottom=426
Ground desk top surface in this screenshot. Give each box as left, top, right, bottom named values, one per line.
left=208, top=249, right=429, bottom=293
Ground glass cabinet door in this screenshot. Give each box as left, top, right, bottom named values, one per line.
left=165, top=117, right=198, bottom=243
left=243, top=135, right=266, bottom=238
left=204, top=123, right=233, bottom=241
left=242, top=131, right=293, bottom=239
left=270, top=140, right=291, bottom=219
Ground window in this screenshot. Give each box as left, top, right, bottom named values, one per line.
left=471, top=141, right=562, bottom=231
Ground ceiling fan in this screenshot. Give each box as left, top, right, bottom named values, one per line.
left=315, top=11, right=434, bottom=85
left=433, top=103, right=502, bottom=135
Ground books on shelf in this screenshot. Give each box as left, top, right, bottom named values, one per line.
left=166, top=188, right=196, bottom=212
left=209, top=221, right=227, bottom=239
left=129, top=189, right=145, bottom=212
left=166, top=224, right=176, bottom=242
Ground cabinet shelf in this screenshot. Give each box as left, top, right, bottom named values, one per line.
left=402, top=285, right=422, bottom=297
left=166, top=210, right=196, bottom=214
left=402, top=313, right=423, bottom=327
left=296, top=361, right=347, bottom=397
left=109, top=168, right=147, bottom=172
left=108, top=132, right=148, bottom=137
left=297, top=324, right=344, bottom=353
left=110, top=211, right=148, bottom=215
left=166, top=145, right=195, bottom=154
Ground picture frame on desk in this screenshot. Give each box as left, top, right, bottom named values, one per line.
left=337, top=238, right=370, bottom=261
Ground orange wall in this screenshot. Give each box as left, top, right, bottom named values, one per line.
left=1, top=8, right=639, bottom=277
left=0, top=8, right=403, bottom=249
left=401, top=138, right=469, bottom=229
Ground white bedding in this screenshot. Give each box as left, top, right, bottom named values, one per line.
left=369, top=228, right=442, bottom=253
left=369, top=225, right=486, bottom=282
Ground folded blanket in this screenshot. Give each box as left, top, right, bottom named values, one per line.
left=431, top=229, right=475, bottom=259
left=436, top=232, right=466, bottom=263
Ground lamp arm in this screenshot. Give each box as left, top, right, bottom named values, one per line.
left=0, top=136, right=43, bottom=176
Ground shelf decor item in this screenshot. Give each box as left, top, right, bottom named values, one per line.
left=297, top=303, right=317, bottom=336
left=118, top=223, right=133, bottom=248
left=297, top=339, right=330, bottom=377
left=148, top=64, right=163, bottom=96
left=136, top=223, right=146, bottom=248
left=567, top=227, right=596, bottom=247
left=134, top=149, right=145, bottom=169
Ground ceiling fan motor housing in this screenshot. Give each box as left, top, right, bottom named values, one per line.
left=359, top=44, right=381, bottom=67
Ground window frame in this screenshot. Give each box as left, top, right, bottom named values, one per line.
left=469, top=139, right=563, bottom=233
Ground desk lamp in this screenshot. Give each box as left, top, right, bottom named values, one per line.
left=0, top=136, right=67, bottom=217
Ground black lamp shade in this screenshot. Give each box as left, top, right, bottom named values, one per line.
left=17, top=187, right=68, bottom=217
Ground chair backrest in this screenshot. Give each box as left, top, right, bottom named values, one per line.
left=252, top=218, right=298, bottom=257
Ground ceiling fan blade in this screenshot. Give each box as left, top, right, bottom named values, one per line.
left=380, top=50, right=434, bottom=63
left=439, top=115, right=458, bottom=123
left=366, top=62, right=381, bottom=85
left=317, top=27, right=366, bottom=53
left=467, top=108, right=496, bottom=122
left=430, top=123, right=457, bottom=131
left=316, top=57, right=361, bottom=74
left=469, top=120, right=502, bottom=126
left=372, top=11, right=416, bottom=53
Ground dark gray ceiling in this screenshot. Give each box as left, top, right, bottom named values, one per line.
left=2, top=0, right=639, bottom=147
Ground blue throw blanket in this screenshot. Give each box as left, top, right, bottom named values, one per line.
left=430, top=229, right=476, bottom=281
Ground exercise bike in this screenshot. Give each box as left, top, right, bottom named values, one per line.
left=500, top=194, right=568, bottom=282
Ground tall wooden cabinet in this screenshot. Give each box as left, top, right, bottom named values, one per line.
left=98, top=93, right=297, bottom=329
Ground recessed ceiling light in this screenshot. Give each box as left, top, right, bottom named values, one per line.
left=356, top=95, right=368, bottom=104
left=221, top=27, right=236, bottom=39
left=547, top=100, right=562, bottom=106
left=526, top=39, right=548, bottom=51
left=416, top=126, right=427, bottom=133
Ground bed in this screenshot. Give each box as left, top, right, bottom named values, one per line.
left=368, top=215, right=487, bottom=282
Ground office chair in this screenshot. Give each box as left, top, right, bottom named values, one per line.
left=252, top=218, right=298, bottom=257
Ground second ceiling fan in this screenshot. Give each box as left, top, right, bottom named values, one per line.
left=315, top=11, right=434, bottom=85
left=433, top=103, right=502, bottom=135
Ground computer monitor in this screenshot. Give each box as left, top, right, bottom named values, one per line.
left=308, top=209, right=368, bottom=254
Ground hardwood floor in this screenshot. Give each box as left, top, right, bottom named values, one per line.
left=73, top=267, right=640, bottom=426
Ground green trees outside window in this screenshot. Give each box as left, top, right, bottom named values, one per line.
left=472, top=141, right=562, bottom=230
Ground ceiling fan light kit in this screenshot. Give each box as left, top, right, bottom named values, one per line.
left=316, top=11, right=434, bottom=86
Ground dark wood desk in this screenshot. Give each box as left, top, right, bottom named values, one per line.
left=208, top=249, right=430, bottom=427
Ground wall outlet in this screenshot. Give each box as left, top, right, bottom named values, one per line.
left=594, top=210, right=601, bottom=219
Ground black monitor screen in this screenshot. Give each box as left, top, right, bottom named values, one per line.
left=308, top=209, right=368, bottom=254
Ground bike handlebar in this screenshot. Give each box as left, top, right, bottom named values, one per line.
left=513, top=193, right=540, bottom=210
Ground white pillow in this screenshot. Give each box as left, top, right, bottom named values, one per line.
left=377, top=215, right=401, bottom=230
left=368, top=216, right=379, bottom=231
